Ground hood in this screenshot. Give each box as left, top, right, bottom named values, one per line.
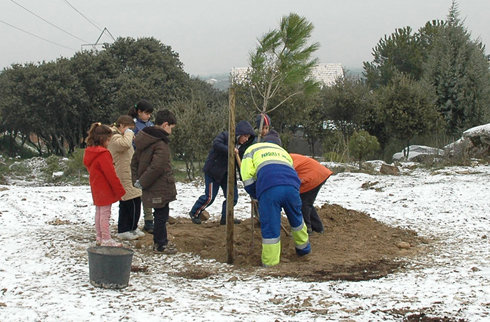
left=83, top=146, right=110, bottom=167
left=110, top=125, right=120, bottom=134
left=263, top=130, right=282, bottom=146
left=236, top=120, right=254, bottom=137
left=134, top=126, right=169, bottom=151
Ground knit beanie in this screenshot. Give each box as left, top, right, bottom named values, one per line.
left=255, top=113, right=271, bottom=129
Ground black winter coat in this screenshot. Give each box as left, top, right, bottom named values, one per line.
left=203, top=120, right=254, bottom=182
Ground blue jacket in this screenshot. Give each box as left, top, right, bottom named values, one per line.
left=203, top=121, right=254, bottom=182
left=132, top=118, right=154, bottom=149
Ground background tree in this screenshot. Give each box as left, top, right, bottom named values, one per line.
left=171, top=79, right=227, bottom=180
left=348, top=130, right=380, bottom=169
left=0, top=37, right=218, bottom=158
left=423, top=1, right=490, bottom=136
left=377, top=73, right=441, bottom=158
left=363, top=26, right=423, bottom=89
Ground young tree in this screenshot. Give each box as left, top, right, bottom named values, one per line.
left=245, top=13, right=320, bottom=138
left=348, top=130, right=380, bottom=169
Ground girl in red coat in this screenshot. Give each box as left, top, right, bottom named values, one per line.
left=83, top=122, right=126, bottom=247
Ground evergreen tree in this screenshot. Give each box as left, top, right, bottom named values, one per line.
left=423, top=1, right=490, bottom=136
left=377, top=73, right=441, bottom=157
left=244, top=13, right=320, bottom=139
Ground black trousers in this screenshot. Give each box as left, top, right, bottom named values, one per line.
left=153, top=204, right=170, bottom=247
left=118, top=197, right=142, bottom=233
left=300, top=180, right=326, bottom=232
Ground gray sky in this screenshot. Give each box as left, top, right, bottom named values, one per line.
left=1, top=0, right=489, bottom=76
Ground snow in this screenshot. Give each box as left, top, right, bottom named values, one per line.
left=1, top=163, right=489, bottom=321
left=392, top=145, right=444, bottom=161
left=464, top=123, right=490, bottom=136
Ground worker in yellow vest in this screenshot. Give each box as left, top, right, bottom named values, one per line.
left=240, top=141, right=311, bottom=267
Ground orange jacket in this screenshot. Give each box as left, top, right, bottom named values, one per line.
left=290, top=153, right=333, bottom=194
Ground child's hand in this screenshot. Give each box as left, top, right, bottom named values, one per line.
left=134, top=180, right=142, bottom=189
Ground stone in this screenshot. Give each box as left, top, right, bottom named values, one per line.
left=380, top=164, right=400, bottom=175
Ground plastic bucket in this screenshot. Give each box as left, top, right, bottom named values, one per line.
left=87, top=246, right=134, bottom=289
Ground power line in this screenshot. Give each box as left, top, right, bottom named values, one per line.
left=10, top=0, right=89, bottom=43
left=63, top=0, right=102, bottom=32
left=0, top=19, right=75, bottom=50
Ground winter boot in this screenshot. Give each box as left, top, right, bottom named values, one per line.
left=189, top=212, right=201, bottom=224
left=153, top=243, right=177, bottom=255
left=143, top=220, right=154, bottom=234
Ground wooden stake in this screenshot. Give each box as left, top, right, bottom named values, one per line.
left=226, top=87, right=236, bottom=264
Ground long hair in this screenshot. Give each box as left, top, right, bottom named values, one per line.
left=86, top=122, right=112, bottom=146
left=127, top=99, right=154, bottom=118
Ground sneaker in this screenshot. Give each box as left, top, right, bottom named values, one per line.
left=189, top=212, right=201, bottom=224
left=153, top=243, right=177, bottom=255
left=220, top=218, right=242, bottom=225
left=117, top=231, right=139, bottom=240
left=101, top=239, right=122, bottom=247
left=132, top=228, right=145, bottom=237
left=143, top=220, right=154, bottom=234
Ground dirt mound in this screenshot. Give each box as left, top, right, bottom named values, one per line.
left=133, top=204, right=428, bottom=281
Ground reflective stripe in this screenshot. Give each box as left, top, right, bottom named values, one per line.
left=291, top=220, right=305, bottom=232
left=262, top=237, right=280, bottom=244
left=256, top=159, right=294, bottom=173
left=295, top=241, right=309, bottom=250
left=243, top=151, right=254, bottom=159
left=243, top=178, right=255, bottom=187
left=292, top=223, right=309, bottom=248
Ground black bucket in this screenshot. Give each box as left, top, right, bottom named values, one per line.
left=87, top=246, right=134, bottom=289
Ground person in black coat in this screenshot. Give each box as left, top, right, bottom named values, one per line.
left=189, top=120, right=255, bottom=225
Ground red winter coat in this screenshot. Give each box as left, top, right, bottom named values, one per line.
left=83, top=146, right=125, bottom=206
left=290, top=153, right=333, bottom=194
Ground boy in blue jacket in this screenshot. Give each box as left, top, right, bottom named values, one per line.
left=189, top=120, right=254, bottom=225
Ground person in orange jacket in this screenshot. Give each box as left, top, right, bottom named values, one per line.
left=290, top=153, right=333, bottom=234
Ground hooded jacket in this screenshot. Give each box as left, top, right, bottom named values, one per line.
left=130, top=126, right=177, bottom=208
left=83, top=146, right=125, bottom=206
left=108, top=127, right=142, bottom=201
left=203, top=120, right=255, bottom=182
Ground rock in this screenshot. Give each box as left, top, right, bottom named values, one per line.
left=380, top=164, right=400, bottom=175
left=445, top=123, right=490, bottom=159
left=396, top=241, right=411, bottom=249
left=393, top=145, right=444, bottom=161
left=200, top=210, right=210, bottom=221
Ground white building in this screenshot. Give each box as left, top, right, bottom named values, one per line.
left=230, top=63, right=344, bottom=87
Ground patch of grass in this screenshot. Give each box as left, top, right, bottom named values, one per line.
left=172, top=159, right=202, bottom=183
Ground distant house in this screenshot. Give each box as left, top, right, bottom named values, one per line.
left=311, top=63, right=344, bottom=88
left=231, top=63, right=344, bottom=87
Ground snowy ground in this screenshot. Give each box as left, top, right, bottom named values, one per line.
left=0, top=163, right=489, bottom=321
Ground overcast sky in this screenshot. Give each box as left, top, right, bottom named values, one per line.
left=1, top=0, right=488, bottom=76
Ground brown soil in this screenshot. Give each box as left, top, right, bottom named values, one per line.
left=133, top=203, right=429, bottom=281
